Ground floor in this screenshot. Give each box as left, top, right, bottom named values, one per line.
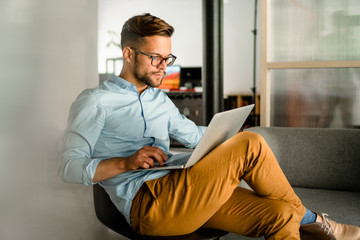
left=0, top=141, right=259, bottom=240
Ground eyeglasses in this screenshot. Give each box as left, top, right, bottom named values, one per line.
left=130, top=47, right=177, bottom=67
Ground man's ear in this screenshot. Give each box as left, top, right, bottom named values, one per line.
left=123, top=47, right=133, bottom=63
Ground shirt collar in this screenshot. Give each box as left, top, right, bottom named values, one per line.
left=108, top=75, right=135, bottom=90
left=108, top=75, right=155, bottom=94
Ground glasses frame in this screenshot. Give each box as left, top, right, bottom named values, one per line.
left=130, top=47, right=177, bottom=67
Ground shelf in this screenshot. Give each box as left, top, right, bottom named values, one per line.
left=225, top=93, right=261, bottom=127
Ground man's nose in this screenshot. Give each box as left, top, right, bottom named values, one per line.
left=157, top=59, right=167, bottom=70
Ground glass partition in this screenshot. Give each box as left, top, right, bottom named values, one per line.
left=270, top=0, right=360, bottom=62
left=270, top=68, right=360, bottom=128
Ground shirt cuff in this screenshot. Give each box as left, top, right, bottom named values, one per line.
left=83, top=158, right=102, bottom=185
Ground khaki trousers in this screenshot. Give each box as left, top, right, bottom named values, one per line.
left=130, top=132, right=306, bottom=239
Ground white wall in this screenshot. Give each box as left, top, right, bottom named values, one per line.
left=98, top=0, right=261, bottom=95
left=223, top=0, right=261, bottom=95
left=0, top=1, right=260, bottom=237
left=0, top=0, right=99, bottom=239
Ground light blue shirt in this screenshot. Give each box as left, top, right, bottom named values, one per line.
left=59, top=75, right=206, bottom=225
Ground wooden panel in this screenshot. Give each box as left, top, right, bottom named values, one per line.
left=261, top=0, right=270, bottom=127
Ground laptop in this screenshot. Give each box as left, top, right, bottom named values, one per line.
left=137, top=104, right=254, bottom=171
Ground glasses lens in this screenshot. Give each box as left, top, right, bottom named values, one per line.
left=151, top=55, right=176, bottom=66
left=167, top=56, right=176, bottom=66
left=151, top=56, right=161, bottom=66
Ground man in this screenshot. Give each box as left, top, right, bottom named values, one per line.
left=59, top=13, right=360, bottom=239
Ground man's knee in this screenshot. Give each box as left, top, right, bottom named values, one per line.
left=241, top=131, right=265, bottom=143
left=231, top=131, right=267, bottom=151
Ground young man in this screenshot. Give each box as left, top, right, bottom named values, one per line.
left=59, top=13, right=360, bottom=240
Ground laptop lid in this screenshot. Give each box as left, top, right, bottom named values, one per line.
left=184, top=104, right=254, bottom=168
left=136, top=104, right=254, bottom=171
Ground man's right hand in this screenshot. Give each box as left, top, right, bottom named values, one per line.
left=125, top=146, right=168, bottom=170
left=92, top=146, right=168, bottom=183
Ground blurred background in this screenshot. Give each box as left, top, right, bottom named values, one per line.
left=269, top=0, right=360, bottom=128
left=0, top=0, right=359, bottom=239
left=0, top=0, right=260, bottom=239
left=0, top=0, right=101, bottom=239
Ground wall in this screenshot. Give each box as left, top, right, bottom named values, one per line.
left=98, top=0, right=261, bottom=95
left=0, top=1, right=260, bottom=238
left=0, top=0, right=99, bottom=239
left=223, top=0, right=261, bottom=95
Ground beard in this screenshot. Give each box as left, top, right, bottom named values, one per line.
left=133, top=60, right=166, bottom=88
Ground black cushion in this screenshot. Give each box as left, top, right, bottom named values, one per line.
left=93, top=184, right=228, bottom=240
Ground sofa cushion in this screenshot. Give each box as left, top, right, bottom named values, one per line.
left=247, top=127, right=360, bottom=191
left=294, top=187, right=360, bottom=226
left=228, top=186, right=360, bottom=240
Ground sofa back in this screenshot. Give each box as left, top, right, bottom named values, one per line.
left=247, top=127, right=360, bottom=191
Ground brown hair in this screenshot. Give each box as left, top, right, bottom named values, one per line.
left=121, top=13, right=174, bottom=49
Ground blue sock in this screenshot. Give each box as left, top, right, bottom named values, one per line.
left=300, top=208, right=317, bottom=225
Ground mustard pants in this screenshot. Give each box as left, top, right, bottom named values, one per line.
left=130, top=132, right=306, bottom=239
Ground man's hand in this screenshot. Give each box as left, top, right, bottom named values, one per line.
left=125, top=146, right=168, bottom=170
left=92, top=146, right=168, bottom=183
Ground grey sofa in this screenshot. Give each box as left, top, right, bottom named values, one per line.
left=231, top=127, right=360, bottom=240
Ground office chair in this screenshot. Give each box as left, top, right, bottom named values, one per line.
left=93, top=184, right=228, bottom=240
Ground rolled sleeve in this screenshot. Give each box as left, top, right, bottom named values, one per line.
left=166, top=97, right=206, bottom=148
left=59, top=91, right=105, bottom=185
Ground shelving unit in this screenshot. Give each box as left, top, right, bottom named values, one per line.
left=225, top=93, right=261, bottom=127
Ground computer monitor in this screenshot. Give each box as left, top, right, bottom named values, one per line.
left=157, top=65, right=181, bottom=90
left=180, top=67, right=202, bottom=89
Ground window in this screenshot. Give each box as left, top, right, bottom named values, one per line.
left=261, top=0, right=360, bottom=128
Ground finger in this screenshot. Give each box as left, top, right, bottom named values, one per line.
left=139, top=146, right=168, bottom=165
left=140, top=162, right=150, bottom=169
left=157, top=148, right=168, bottom=162
left=141, top=157, right=155, bottom=168
left=153, top=147, right=168, bottom=162
left=141, top=146, right=167, bottom=165
left=150, top=150, right=167, bottom=165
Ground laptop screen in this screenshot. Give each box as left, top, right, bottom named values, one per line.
left=158, top=65, right=181, bottom=90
